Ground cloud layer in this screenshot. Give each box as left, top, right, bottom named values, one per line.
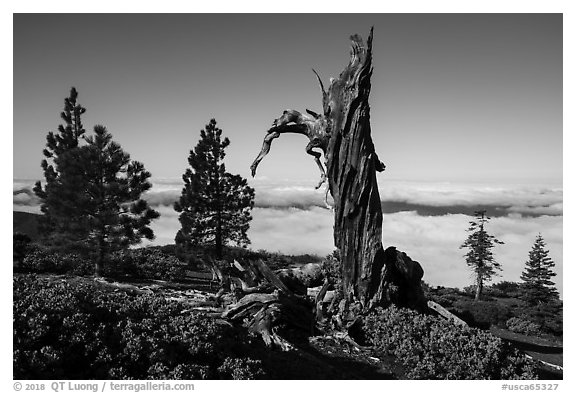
left=141, top=206, right=562, bottom=297
left=381, top=211, right=563, bottom=296
left=15, top=178, right=563, bottom=217
left=14, top=178, right=563, bottom=296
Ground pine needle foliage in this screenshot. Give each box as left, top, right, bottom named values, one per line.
left=520, top=234, right=559, bottom=304
left=78, top=125, right=160, bottom=275
left=460, top=210, right=504, bottom=301
left=32, top=88, right=159, bottom=275
left=33, top=87, right=88, bottom=245
left=174, top=119, right=255, bottom=259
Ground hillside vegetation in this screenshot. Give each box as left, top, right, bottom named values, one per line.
left=13, top=240, right=560, bottom=380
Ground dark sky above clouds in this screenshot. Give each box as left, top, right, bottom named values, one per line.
left=13, top=13, right=562, bottom=185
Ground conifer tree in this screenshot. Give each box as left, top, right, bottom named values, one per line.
left=460, top=210, right=505, bottom=300
left=33, top=88, right=159, bottom=275
left=78, top=125, right=160, bottom=275
left=174, top=119, right=255, bottom=259
left=33, top=87, right=88, bottom=245
left=520, top=234, right=558, bottom=304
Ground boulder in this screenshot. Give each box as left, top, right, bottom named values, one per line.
left=369, top=246, right=427, bottom=311
left=276, top=263, right=324, bottom=295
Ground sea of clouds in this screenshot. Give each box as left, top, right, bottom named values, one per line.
left=14, top=178, right=563, bottom=296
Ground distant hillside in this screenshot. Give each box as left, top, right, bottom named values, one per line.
left=13, top=211, right=41, bottom=240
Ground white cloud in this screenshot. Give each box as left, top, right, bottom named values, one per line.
left=248, top=207, right=335, bottom=256
left=12, top=204, right=41, bottom=214
left=141, top=205, right=180, bottom=246
left=142, top=190, right=180, bottom=207
left=144, top=205, right=337, bottom=257
left=141, top=178, right=331, bottom=209
left=16, top=178, right=562, bottom=216
left=380, top=181, right=562, bottom=210
left=254, top=185, right=329, bottom=209
left=13, top=179, right=38, bottom=190
left=254, top=180, right=563, bottom=213
left=13, top=192, right=38, bottom=206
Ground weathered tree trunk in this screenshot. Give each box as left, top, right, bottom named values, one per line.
left=324, top=29, right=425, bottom=312
left=249, top=28, right=427, bottom=323
left=324, top=30, right=382, bottom=310
left=475, top=274, right=483, bottom=301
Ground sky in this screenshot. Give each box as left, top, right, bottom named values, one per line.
left=3, top=5, right=574, bottom=392
left=13, top=13, right=562, bottom=184
left=12, top=13, right=564, bottom=295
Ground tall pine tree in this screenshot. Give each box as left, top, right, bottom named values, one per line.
left=78, top=125, right=160, bottom=275
left=174, top=119, right=255, bottom=259
left=460, top=210, right=505, bottom=300
left=33, top=87, right=88, bottom=246
left=520, top=234, right=558, bottom=304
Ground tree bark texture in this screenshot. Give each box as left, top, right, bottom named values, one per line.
left=323, top=30, right=426, bottom=312
left=323, top=30, right=383, bottom=309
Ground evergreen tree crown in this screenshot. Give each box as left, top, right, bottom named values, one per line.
left=175, top=119, right=254, bottom=259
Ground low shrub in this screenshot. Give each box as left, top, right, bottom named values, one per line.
left=106, top=248, right=186, bottom=281
left=428, top=290, right=462, bottom=308
left=462, top=285, right=477, bottom=297
left=362, top=306, right=537, bottom=380
left=13, top=232, right=32, bottom=267
left=506, top=317, right=541, bottom=336
left=13, top=274, right=265, bottom=379
left=451, top=299, right=512, bottom=329
left=321, top=250, right=342, bottom=287
left=517, top=301, right=563, bottom=337
left=21, top=248, right=93, bottom=276
left=230, top=248, right=322, bottom=270
left=217, top=357, right=266, bottom=379
left=19, top=245, right=186, bottom=282
left=487, top=281, right=523, bottom=299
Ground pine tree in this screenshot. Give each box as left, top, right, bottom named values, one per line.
left=520, top=234, right=558, bottom=304
left=174, top=119, right=255, bottom=259
left=33, top=88, right=159, bottom=275
left=33, top=87, right=88, bottom=245
left=460, top=210, right=505, bottom=301
left=78, top=125, right=160, bottom=275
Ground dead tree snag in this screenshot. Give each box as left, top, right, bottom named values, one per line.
left=251, top=28, right=426, bottom=316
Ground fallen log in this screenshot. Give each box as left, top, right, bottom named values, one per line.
left=249, top=259, right=294, bottom=296
left=222, top=292, right=280, bottom=320
left=427, top=300, right=468, bottom=327
left=222, top=289, right=315, bottom=350
left=93, top=277, right=154, bottom=295
left=220, top=257, right=319, bottom=350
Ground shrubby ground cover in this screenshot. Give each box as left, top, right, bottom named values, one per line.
left=362, top=306, right=537, bottom=379
left=17, top=243, right=314, bottom=281
left=20, top=246, right=186, bottom=282
left=13, top=275, right=264, bottom=379
left=14, top=245, right=558, bottom=380
left=426, top=285, right=562, bottom=339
